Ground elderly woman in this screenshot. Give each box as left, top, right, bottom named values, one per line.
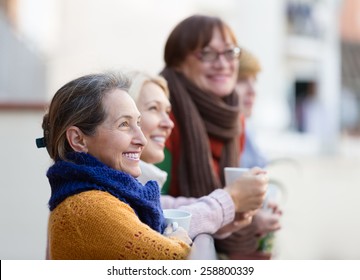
left=37, top=72, right=191, bottom=260
left=157, top=14, right=269, bottom=258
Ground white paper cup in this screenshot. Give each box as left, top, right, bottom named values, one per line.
left=224, top=167, right=249, bottom=185
left=163, top=209, right=192, bottom=232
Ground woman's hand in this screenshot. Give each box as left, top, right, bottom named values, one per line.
left=254, top=203, right=282, bottom=237
left=224, top=167, right=268, bottom=213
left=215, top=211, right=258, bottom=239
left=163, top=223, right=192, bottom=245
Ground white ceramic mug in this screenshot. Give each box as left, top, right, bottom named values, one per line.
left=163, top=209, right=192, bottom=232
left=224, top=167, right=249, bottom=185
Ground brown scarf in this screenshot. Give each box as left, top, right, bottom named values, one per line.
left=160, top=67, right=240, bottom=198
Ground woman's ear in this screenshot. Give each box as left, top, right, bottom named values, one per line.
left=66, top=126, right=88, bottom=152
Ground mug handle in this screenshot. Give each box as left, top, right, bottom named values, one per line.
left=171, top=222, right=179, bottom=231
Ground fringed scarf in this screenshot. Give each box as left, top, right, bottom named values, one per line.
left=160, top=68, right=240, bottom=198
left=47, top=152, right=166, bottom=233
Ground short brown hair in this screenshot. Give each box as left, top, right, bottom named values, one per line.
left=164, top=14, right=238, bottom=67
left=42, top=72, right=130, bottom=161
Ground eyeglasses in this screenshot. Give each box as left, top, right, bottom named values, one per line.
left=194, top=46, right=241, bottom=63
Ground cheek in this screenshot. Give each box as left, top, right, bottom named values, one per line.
left=181, top=60, right=205, bottom=84
left=140, top=116, right=157, bottom=138
left=87, top=134, right=109, bottom=157
left=229, top=72, right=238, bottom=86
left=191, top=70, right=210, bottom=91
left=106, top=134, right=130, bottom=159
left=141, top=145, right=161, bottom=164
left=237, top=86, right=246, bottom=95
left=140, top=147, right=152, bottom=161
left=144, top=148, right=164, bottom=164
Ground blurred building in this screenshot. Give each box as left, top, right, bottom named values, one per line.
left=227, top=0, right=342, bottom=156
left=282, top=0, right=341, bottom=155
left=1, top=0, right=51, bottom=260
left=340, top=0, right=360, bottom=134
left=0, top=0, right=47, bottom=107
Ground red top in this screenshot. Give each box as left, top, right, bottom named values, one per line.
left=158, top=112, right=246, bottom=196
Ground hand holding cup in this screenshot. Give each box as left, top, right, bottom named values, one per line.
left=163, top=209, right=192, bottom=245
left=224, top=167, right=268, bottom=213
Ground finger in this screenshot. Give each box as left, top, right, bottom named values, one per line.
left=250, top=166, right=267, bottom=175
left=243, top=210, right=258, bottom=219
left=163, top=225, right=173, bottom=235
left=172, top=222, right=179, bottom=231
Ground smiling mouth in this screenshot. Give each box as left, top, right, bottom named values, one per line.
left=208, top=74, right=231, bottom=81
left=122, top=152, right=140, bottom=160
left=151, top=136, right=166, bottom=145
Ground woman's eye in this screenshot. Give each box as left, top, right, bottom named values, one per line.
left=119, top=121, right=129, bottom=127
left=149, top=105, right=158, bottom=111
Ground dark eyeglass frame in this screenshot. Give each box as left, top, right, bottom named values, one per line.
left=194, top=46, right=241, bottom=63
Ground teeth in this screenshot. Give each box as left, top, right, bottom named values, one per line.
left=152, top=136, right=166, bottom=143
left=123, top=153, right=140, bottom=160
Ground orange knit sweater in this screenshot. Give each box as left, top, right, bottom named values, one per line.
left=48, top=190, right=190, bottom=259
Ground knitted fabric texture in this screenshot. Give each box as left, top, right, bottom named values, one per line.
left=47, top=152, right=166, bottom=233
left=160, top=68, right=240, bottom=197
left=48, top=190, right=190, bottom=259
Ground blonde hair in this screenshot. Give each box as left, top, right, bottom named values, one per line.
left=238, top=49, right=262, bottom=78
left=127, top=71, right=169, bottom=102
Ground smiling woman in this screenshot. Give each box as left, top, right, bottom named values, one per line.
left=128, top=73, right=173, bottom=165
left=158, top=14, right=269, bottom=259
left=37, top=72, right=191, bottom=260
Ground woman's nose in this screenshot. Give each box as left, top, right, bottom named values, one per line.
left=133, top=126, right=148, bottom=147
left=161, top=113, right=174, bottom=129
left=213, top=53, right=230, bottom=67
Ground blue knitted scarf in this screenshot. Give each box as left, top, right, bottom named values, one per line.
left=47, top=152, right=166, bottom=233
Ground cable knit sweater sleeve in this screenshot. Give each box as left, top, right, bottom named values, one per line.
left=161, top=189, right=235, bottom=239
left=48, top=190, right=190, bottom=260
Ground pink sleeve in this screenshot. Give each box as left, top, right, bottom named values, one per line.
left=160, top=195, right=198, bottom=209
left=161, top=189, right=235, bottom=239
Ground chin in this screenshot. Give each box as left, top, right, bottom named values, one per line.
left=211, top=86, right=234, bottom=95
left=213, top=90, right=232, bottom=97
left=141, top=152, right=164, bottom=165
left=151, top=154, right=164, bottom=165
left=127, top=168, right=142, bottom=178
